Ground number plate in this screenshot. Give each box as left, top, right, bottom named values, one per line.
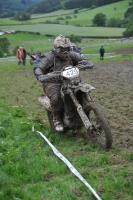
left=62, top=67, right=79, bottom=78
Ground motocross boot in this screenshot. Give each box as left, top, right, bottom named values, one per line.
left=53, top=111, right=64, bottom=132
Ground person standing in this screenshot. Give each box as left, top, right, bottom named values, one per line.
left=36, top=50, right=42, bottom=58
left=16, top=46, right=24, bottom=65
left=22, top=47, right=27, bottom=65
left=99, top=46, right=105, bottom=60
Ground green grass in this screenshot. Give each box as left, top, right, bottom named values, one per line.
left=1, top=33, right=133, bottom=62
left=0, top=56, right=133, bottom=200
left=0, top=24, right=125, bottom=37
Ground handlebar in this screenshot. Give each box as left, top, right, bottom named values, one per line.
left=41, top=63, right=93, bottom=82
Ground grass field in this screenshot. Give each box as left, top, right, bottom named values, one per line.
left=1, top=33, right=133, bottom=61
left=0, top=59, right=133, bottom=200
left=0, top=24, right=125, bottom=37
left=28, top=0, right=130, bottom=26
left=0, top=0, right=131, bottom=38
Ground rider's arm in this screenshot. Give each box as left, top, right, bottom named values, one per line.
left=70, top=51, right=94, bottom=69
left=33, top=55, right=51, bottom=82
left=34, top=54, right=53, bottom=82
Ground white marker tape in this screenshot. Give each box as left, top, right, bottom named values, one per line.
left=36, top=131, right=102, bottom=200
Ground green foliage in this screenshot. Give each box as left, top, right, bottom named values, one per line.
left=65, top=15, right=72, bottom=19
left=92, top=13, right=106, bottom=27
left=124, top=6, right=133, bottom=18
left=0, top=0, right=42, bottom=17
left=27, top=0, right=61, bottom=14
left=13, top=12, right=31, bottom=21
left=0, top=38, right=10, bottom=57
left=0, top=46, right=4, bottom=57
left=107, top=18, right=128, bottom=28
left=74, top=9, right=78, bottom=13
left=69, top=34, right=82, bottom=42
left=13, top=45, right=19, bottom=56
left=123, top=21, right=133, bottom=37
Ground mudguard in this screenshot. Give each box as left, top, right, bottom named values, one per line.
left=74, top=83, right=95, bottom=93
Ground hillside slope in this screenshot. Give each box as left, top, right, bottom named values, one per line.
left=29, top=0, right=131, bottom=27
left=0, top=0, right=42, bottom=14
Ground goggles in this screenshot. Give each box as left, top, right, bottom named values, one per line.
left=56, top=47, right=70, bottom=55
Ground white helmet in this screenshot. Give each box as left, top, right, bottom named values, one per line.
left=54, top=34, right=73, bottom=49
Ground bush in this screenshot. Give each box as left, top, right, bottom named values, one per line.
left=123, top=22, right=133, bottom=37
left=45, top=34, right=55, bottom=37
left=65, top=16, right=72, bottom=19
left=0, top=38, right=10, bottom=57
left=68, top=34, right=82, bottom=43
left=74, top=9, right=78, bottom=14
left=107, top=18, right=127, bottom=28
left=13, top=46, right=19, bottom=56
left=0, top=46, right=4, bottom=57
left=56, top=17, right=65, bottom=20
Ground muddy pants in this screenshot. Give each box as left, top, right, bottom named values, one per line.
left=42, top=82, right=63, bottom=118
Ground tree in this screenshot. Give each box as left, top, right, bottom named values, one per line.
left=13, top=12, right=31, bottom=21
left=124, top=7, right=133, bottom=19
left=69, top=34, right=82, bottom=43
left=92, top=13, right=106, bottom=26
left=107, top=18, right=127, bottom=27
left=123, top=22, right=133, bottom=37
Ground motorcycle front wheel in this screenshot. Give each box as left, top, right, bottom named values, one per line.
left=84, top=102, right=113, bottom=149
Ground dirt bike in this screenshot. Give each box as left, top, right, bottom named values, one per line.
left=29, top=54, right=37, bottom=65
left=38, top=64, right=113, bottom=149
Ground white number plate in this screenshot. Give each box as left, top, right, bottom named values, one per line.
left=62, top=67, right=79, bottom=78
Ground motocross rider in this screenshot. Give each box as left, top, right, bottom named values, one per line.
left=34, top=35, right=93, bottom=132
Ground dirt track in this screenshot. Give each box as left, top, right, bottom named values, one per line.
left=81, top=60, right=133, bottom=151
left=114, top=47, right=133, bottom=54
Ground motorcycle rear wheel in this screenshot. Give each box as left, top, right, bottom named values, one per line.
left=84, top=102, right=113, bottom=149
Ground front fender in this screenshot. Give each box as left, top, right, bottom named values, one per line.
left=74, top=83, right=95, bottom=93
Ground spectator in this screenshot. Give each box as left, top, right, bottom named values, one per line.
left=16, top=46, right=24, bottom=65
left=22, top=47, right=27, bottom=65
left=77, top=47, right=82, bottom=54
left=36, top=50, right=42, bottom=58
left=99, top=46, right=105, bottom=60
left=73, top=46, right=82, bottom=55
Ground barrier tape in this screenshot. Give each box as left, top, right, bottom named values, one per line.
left=36, top=131, right=102, bottom=200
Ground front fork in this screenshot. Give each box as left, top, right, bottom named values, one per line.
left=69, top=90, right=92, bottom=130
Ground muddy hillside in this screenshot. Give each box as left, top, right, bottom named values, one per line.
left=81, top=60, right=133, bottom=152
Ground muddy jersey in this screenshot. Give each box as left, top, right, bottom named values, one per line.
left=34, top=50, right=89, bottom=82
